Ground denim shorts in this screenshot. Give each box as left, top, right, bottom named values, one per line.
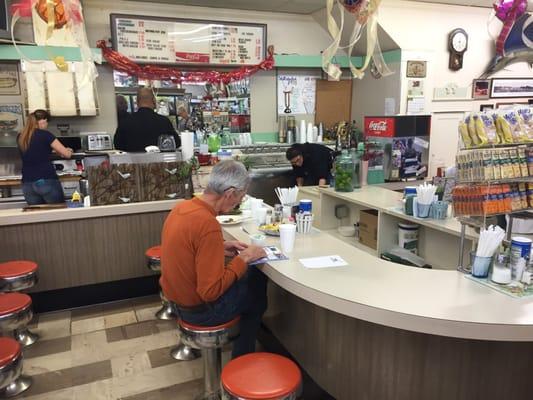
left=22, top=179, right=65, bottom=205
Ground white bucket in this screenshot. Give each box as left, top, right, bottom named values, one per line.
left=398, top=223, right=419, bottom=254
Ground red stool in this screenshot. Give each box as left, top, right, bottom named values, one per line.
left=0, top=293, right=39, bottom=347
left=0, top=261, right=38, bottom=292
left=145, top=246, right=177, bottom=321
left=0, top=337, right=32, bottom=398
left=178, top=317, right=240, bottom=400
left=221, top=353, right=302, bottom=400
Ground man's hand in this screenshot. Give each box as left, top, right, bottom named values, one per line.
left=224, top=240, right=248, bottom=257
left=238, top=245, right=267, bottom=264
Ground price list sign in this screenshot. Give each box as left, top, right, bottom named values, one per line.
left=111, top=15, right=266, bottom=66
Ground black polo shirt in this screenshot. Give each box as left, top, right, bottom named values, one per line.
left=113, top=107, right=181, bottom=152
left=292, top=143, right=333, bottom=186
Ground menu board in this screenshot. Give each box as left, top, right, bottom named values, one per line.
left=110, top=14, right=267, bottom=66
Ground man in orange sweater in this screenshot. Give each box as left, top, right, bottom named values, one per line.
left=160, top=160, right=267, bottom=358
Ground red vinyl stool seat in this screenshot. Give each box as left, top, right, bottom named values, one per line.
left=0, top=337, right=32, bottom=398
left=0, top=293, right=39, bottom=347
left=0, top=261, right=38, bottom=292
left=0, top=293, right=32, bottom=316
left=221, top=353, right=302, bottom=400
left=145, top=245, right=177, bottom=321
left=179, top=316, right=240, bottom=332
left=178, top=316, right=241, bottom=400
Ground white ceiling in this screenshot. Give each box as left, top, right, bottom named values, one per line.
left=124, top=0, right=502, bottom=14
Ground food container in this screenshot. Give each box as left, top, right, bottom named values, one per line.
left=250, top=233, right=266, bottom=246
left=398, top=223, right=419, bottom=254
left=335, top=150, right=355, bottom=192
left=296, top=213, right=313, bottom=234
left=338, top=225, right=356, bottom=237
left=299, top=199, right=312, bottom=213
left=510, top=236, right=532, bottom=279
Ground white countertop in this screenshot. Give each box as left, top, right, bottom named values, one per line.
left=0, top=200, right=179, bottom=226
left=225, top=222, right=533, bottom=341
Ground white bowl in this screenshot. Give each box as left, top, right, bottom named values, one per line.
left=338, top=226, right=356, bottom=237
left=250, top=234, right=266, bottom=246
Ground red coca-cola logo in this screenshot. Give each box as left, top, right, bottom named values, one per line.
left=364, top=117, right=395, bottom=137
left=368, top=121, right=388, bottom=131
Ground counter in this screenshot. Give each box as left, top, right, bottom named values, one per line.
left=0, top=201, right=179, bottom=309
left=299, top=185, right=477, bottom=269
left=224, top=222, right=533, bottom=399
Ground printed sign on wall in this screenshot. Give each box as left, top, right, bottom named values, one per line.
left=277, top=75, right=317, bottom=115
left=111, top=15, right=266, bottom=66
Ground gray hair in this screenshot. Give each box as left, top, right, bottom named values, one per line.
left=206, top=160, right=250, bottom=195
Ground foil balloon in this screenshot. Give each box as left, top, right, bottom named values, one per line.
left=10, top=0, right=97, bottom=84
left=481, top=0, right=533, bottom=78
left=493, top=0, right=527, bottom=22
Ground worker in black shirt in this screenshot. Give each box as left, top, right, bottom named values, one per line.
left=114, top=88, right=180, bottom=152
left=286, top=143, right=333, bottom=186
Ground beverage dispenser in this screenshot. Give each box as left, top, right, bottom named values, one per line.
left=363, top=115, right=431, bottom=181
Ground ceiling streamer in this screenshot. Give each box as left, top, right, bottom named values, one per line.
left=322, top=0, right=393, bottom=80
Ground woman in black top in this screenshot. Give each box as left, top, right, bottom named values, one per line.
left=17, top=109, right=73, bottom=205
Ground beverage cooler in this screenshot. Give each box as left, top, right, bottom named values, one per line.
left=363, top=115, right=431, bottom=181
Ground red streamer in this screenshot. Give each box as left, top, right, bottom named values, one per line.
left=96, top=40, right=275, bottom=84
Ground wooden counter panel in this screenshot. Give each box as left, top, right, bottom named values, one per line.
left=0, top=211, right=168, bottom=291
left=265, top=283, right=533, bottom=400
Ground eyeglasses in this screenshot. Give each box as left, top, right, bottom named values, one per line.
left=290, top=155, right=302, bottom=166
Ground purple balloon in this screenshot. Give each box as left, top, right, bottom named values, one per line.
left=493, top=0, right=527, bottom=22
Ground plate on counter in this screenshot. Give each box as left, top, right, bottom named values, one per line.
left=258, top=224, right=280, bottom=236
left=217, top=215, right=245, bottom=225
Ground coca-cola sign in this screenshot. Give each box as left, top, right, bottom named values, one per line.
left=364, top=117, right=395, bottom=137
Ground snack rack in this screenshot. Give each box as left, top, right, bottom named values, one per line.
left=453, top=140, right=533, bottom=272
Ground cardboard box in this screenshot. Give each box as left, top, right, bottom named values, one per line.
left=359, top=209, right=378, bottom=250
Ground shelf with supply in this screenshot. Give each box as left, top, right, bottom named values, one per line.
left=453, top=140, right=533, bottom=272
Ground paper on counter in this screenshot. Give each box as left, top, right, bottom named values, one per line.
left=299, top=255, right=348, bottom=269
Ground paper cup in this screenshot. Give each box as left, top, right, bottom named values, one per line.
left=279, top=224, right=296, bottom=254
left=255, top=207, right=267, bottom=225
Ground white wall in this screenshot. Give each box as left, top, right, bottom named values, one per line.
left=375, top=0, right=532, bottom=175
left=18, top=0, right=334, bottom=136
left=351, top=61, right=402, bottom=125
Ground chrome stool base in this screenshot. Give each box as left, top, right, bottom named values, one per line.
left=196, top=392, right=221, bottom=400
left=155, top=302, right=177, bottom=321
left=170, top=343, right=200, bottom=361
left=196, top=347, right=222, bottom=400
left=14, top=328, right=39, bottom=347
left=0, top=375, right=32, bottom=398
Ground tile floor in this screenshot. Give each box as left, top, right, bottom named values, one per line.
left=15, top=295, right=228, bottom=399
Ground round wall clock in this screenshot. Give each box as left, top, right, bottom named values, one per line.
left=448, top=28, right=468, bottom=71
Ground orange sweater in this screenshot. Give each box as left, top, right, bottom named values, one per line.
left=160, top=197, right=247, bottom=306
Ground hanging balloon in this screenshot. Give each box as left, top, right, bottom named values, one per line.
left=35, top=0, right=68, bottom=29
left=493, top=0, right=527, bottom=22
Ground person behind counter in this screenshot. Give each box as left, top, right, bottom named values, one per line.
left=17, top=109, right=73, bottom=205
left=177, top=106, right=193, bottom=133
left=160, top=160, right=267, bottom=359
left=113, top=88, right=181, bottom=152
left=286, top=142, right=334, bottom=186
left=115, top=95, right=130, bottom=124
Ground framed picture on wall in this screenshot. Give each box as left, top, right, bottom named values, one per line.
left=479, top=104, right=494, bottom=112
left=406, top=61, right=426, bottom=78
left=491, top=78, right=533, bottom=98
left=472, top=79, right=490, bottom=100
left=0, top=63, right=21, bottom=95
left=495, top=101, right=529, bottom=109
left=0, top=103, right=24, bottom=147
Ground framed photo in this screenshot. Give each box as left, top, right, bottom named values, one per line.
left=495, top=101, right=529, bottom=109
left=406, top=60, right=426, bottom=78
left=480, top=104, right=494, bottom=112
left=472, top=79, right=490, bottom=100
left=490, top=78, right=533, bottom=98
left=0, top=63, right=21, bottom=95
left=0, top=104, right=24, bottom=147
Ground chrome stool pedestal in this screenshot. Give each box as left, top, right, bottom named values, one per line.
left=0, top=338, right=32, bottom=398
left=178, top=317, right=240, bottom=400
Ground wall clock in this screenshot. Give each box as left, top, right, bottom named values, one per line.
left=448, top=28, right=468, bottom=71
